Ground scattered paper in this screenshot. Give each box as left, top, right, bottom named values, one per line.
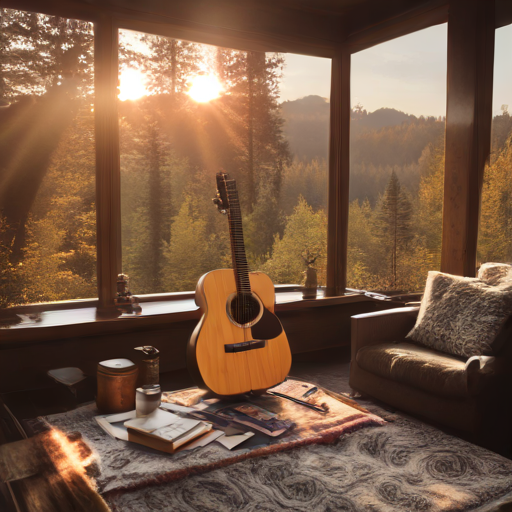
left=124, top=408, right=179, bottom=433
left=175, top=430, right=224, bottom=452
left=216, top=431, right=254, bottom=450
left=159, top=402, right=195, bottom=414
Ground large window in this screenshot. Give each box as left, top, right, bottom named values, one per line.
left=118, top=30, right=331, bottom=294
left=0, top=8, right=96, bottom=308
left=348, top=24, right=447, bottom=292
left=477, top=23, right=512, bottom=265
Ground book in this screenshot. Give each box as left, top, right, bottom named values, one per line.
left=95, top=408, right=212, bottom=453
left=127, top=422, right=212, bottom=453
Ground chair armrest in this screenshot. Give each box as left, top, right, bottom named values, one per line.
left=466, top=355, right=510, bottom=396
left=351, top=306, right=419, bottom=355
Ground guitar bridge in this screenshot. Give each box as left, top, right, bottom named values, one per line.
left=224, top=340, right=267, bottom=353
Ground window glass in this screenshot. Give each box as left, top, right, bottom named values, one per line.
left=0, top=9, right=95, bottom=307
left=118, top=30, right=330, bottom=293
left=477, top=24, right=512, bottom=266
left=348, top=24, right=447, bottom=292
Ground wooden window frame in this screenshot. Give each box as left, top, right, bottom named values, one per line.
left=0, top=0, right=499, bottom=321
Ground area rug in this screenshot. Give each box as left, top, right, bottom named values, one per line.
left=37, top=381, right=384, bottom=496
left=100, top=363, right=512, bottom=512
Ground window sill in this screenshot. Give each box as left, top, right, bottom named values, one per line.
left=0, top=289, right=375, bottom=346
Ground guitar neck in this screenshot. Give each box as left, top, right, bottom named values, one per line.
left=226, top=183, right=251, bottom=295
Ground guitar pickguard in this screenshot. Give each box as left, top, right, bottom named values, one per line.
left=251, top=306, right=283, bottom=340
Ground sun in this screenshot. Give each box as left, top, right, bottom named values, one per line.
left=187, top=74, right=223, bottom=103
left=118, top=68, right=148, bottom=101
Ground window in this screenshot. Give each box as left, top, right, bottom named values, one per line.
left=118, top=29, right=331, bottom=294
left=348, top=24, right=447, bottom=292
left=477, top=23, right=512, bottom=265
left=0, top=8, right=95, bottom=308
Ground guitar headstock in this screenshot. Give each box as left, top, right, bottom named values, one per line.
left=213, top=172, right=230, bottom=215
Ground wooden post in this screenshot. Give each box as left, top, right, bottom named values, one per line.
left=326, top=49, right=350, bottom=296
left=441, top=0, right=495, bottom=276
left=94, top=15, right=121, bottom=316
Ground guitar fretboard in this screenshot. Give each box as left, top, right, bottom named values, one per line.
left=226, top=181, right=251, bottom=295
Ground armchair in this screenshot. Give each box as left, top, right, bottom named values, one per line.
left=350, top=306, right=512, bottom=456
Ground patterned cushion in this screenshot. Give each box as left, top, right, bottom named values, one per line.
left=407, top=270, right=512, bottom=358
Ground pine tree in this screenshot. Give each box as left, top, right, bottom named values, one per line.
left=377, top=171, right=412, bottom=288
left=262, top=197, right=327, bottom=286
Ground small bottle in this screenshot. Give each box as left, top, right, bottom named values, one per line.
left=136, top=384, right=162, bottom=417
left=134, top=346, right=160, bottom=386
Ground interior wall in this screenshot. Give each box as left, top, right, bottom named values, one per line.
left=0, top=300, right=399, bottom=393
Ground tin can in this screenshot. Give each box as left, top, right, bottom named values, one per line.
left=136, top=384, right=162, bottom=417
left=96, top=358, right=138, bottom=413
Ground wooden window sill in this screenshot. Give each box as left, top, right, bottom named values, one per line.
left=0, top=289, right=380, bottom=346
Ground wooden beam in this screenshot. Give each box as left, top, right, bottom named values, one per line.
left=94, top=15, right=121, bottom=316
left=441, top=0, right=495, bottom=276
left=2, top=0, right=342, bottom=57
left=326, top=49, right=350, bottom=296
left=346, top=0, right=448, bottom=53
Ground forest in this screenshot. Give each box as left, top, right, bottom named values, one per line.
left=1, top=8, right=512, bottom=307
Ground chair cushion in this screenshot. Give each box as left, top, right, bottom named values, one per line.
left=406, top=270, right=512, bottom=358
left=356, top=342, right=468, bottom=399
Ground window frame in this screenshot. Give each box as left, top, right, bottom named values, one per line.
left=0, top=0, right=498, bottom=323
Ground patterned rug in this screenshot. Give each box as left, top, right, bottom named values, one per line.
left=39, top=381, right=383, bottom=496
left=103, top=362, right=512, bottom=512
left=40, top=361, right=512, bottom=511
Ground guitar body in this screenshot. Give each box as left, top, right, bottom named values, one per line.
left=188, top=269, right=292, bottom=397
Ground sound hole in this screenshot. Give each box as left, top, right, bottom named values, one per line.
left=229, top=293, right=262, bottom=327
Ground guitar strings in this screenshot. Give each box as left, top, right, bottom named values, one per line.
left=225, top=178, right=250, bottom=340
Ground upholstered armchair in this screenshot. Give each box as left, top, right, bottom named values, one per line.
left=349, top=263, right=512, bottom=456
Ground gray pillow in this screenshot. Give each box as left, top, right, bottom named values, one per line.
left=407, top=271, right=512, bottom=358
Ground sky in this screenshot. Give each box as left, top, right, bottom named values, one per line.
left=121, top=23, right=512, bottom=119
left=280, top=22, right=512, bottom=119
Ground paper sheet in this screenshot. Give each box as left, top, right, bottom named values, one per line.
left=159, top=402, right=195, bottom=414
left=124, top=408, right=180, bottom=433
left=216, top=431, right=254, bottom=450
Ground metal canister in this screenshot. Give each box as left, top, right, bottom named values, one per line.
left=96, top=358, right=138, bottom=413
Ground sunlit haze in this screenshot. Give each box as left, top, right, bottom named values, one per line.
left=118, top=68, right=148, bottom=101
left=187, top=74, right=223, bottom=103
left=351, top=24, right=448, bottom=118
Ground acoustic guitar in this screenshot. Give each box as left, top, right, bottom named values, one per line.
left=187, top=172, right=292, bottom=397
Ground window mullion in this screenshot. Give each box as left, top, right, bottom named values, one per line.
left=326, top=49, right=350, bottom=296
left=94, top=14, right=121, bottom=316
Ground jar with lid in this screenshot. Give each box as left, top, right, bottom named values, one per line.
left=96, top=358, right=138, bottom=414
left=136, top=384, right=162, bottom=417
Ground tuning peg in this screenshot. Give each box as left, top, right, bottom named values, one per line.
left=212, top=197, right=222, bottom=206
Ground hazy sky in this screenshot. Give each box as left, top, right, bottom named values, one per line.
left=280, top=22, right=512, bottom=119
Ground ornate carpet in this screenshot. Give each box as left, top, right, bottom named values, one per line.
left=39, top=381, right=383, bottom=496
left=44, top=361, right=512, bottom=511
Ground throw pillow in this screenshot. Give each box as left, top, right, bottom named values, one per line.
left=477, top=262, right=512, bottom=287
left=407, top=270, right=512, bottom=358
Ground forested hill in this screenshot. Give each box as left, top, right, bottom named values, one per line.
left=280, top=96, right=444, bottom=166
left=280, top=95, right=329, bottom=162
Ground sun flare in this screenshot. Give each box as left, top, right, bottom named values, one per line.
left=118, top=68, right=148, bottom=101
left=187, top=74, right=223, bottom=103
